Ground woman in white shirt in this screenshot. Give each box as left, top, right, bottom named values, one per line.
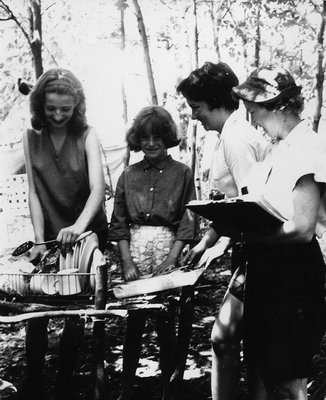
left=177, top=61, right=267, bottom=400
left=224, top=66, right=326, bottom=400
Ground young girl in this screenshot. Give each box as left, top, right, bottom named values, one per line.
left=108, top=106, right=198, bottom=400
left=22, top=68, right=108, bottom=400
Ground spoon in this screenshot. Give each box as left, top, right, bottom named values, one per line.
left=12, top=231, right=93, bottom=257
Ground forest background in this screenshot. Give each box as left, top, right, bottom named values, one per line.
left=1, top=0, right=326, bottom=187
left=1, top=0, right=326, bottom=247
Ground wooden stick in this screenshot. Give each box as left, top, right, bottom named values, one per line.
left=93, top=257, right=108, bottom=400
left=0, top=303, right=165, bottom=323
left=172, top=285, right=195, bottom=383
left=0, top=309, right=117, bottom=323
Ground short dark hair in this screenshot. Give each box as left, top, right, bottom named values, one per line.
left=29, top=68, right=88, bottom=132
left=126, top=106, right=180, bottom=152
left=176, top=61, right=239, bottom=111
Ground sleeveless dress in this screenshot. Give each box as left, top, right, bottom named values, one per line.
left=27, top=127, right=108, bottom=241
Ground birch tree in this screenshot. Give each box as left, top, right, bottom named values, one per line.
left=0, top=0, right=43, bottom=78
left=131, top=0, right=158, bottom=105
left=116, top=0, right=130, bottom=166
left=313, top=0, right=326, bottom=133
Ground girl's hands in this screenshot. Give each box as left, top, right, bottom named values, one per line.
left=183, top=241, right=207, bottom=266
left=56, top=225, right=83, bottom=254
left=153, top=257, right=177, bottom=277
left=122, top=260, right=140, bottom=282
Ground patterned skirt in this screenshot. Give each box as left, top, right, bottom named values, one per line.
left=129, top=224, right=175, bottom=276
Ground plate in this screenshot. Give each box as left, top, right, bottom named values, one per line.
left=71, top=245, right=76, bottom=270
left=59, top=240, right=84, bottom=270
left=41, top=275, right=58, bottom=295
left=57, top=268, right=81, bottom=295
left=59, top=253, right=66, bottom=270
left=72, top=242, right=81, bottom=270
left=89, top=257, right=96, bottom=292
left=78, top=234, right=92, bottom=270
left=78, top=233, right=99, bottom=289
left=78, top=238, right=86, bottom=267
left=65, top=251, right=72, bottom=270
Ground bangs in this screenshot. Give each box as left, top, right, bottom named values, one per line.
left=126, top=105, right=179, bottom=151
left=140, top=114, right=168, bottom=138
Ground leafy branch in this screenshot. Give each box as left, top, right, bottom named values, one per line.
left=0, top=0, right=32, bottom=48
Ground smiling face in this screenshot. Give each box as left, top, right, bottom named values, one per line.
left=43, top=92, right=76, bottom=129
left=243, top=100, right=280, bottom=140
left=185, top=98, right=229, bottom=133
left=140, top=133, right=167, bottom=162
left=186, top=99, right=218, bottom=131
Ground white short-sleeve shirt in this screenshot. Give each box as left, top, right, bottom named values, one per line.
left=247, top=119, right=326, bottom=236
left=209, top=109, right=268, bottom=198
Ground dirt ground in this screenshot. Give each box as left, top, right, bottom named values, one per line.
left=0, top=248, right=325, bottom=400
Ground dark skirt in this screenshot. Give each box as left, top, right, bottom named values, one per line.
left=243, top=237, right=326, bottom=381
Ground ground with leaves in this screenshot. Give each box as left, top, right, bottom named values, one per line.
left=0, top=248, right=325, bottom=400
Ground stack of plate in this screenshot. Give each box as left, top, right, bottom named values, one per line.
left=55, top=231, right=109, bottom=293
left=77, top=233, right=99, bottom=290
left=58, top=231, right=93, bottom=270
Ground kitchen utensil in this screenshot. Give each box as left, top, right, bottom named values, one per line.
left=12, top=231, right=92, bottom=257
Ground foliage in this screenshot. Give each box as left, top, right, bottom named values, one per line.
left=0, top=0, right=325, bottom=164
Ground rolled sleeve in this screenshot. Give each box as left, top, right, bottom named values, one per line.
left=108, top=172, right=131, bottom=241
left=175, top=168, right=199, bottom=242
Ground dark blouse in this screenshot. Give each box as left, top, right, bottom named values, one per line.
left=27, top=128, right=108, bottom=240
left=108, top=155, right=198, bottom=242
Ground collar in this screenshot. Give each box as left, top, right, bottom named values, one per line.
left=220, top=109, right=241, bottom=139
left=281, top=119, right=311, bottom=146
left=268, top=119, right=312, bottom=158
left=142, top=154, right=173, bottom=171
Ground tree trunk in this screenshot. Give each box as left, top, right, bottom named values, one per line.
left=209, top=0, right=225, bottom=62
left=118, top=1, right=128, bottom=126
left=191, top=0, right=201, bottom=199
left=242, top=7, right=248, bottom=73
left=313, top=0, right=326, bottom=133
left=132, top=0, right=158, bottom=105
left=254, top=0, right=261, bottom=68
left=93, top=263, right=108, bottom=400
left=28, top=0, right=43, bottom=78
left=116, top=0, right=130, bottom=166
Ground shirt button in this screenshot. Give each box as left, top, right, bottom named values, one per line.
left=150, top=187, right=154, bottom=191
